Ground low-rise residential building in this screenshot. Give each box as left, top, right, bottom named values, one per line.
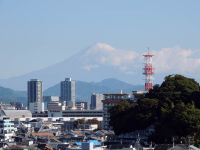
left=10, top=102, right=26, bottom=110
left=0, top=103, right=15, bottom=110
left=0, top=118, right=15, bottom=142
left=102, top=93, right=131, bottom=130
left=66, top=142, right=104, bottom=150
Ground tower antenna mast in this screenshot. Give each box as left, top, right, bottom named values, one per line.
left=143, top=47, right=155, bottom=91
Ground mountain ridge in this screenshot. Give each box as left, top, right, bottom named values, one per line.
left=0, top=43, right=143, bottom=90
left=0, top=78, right=144, bottom=104
left=44, top=78, right=144, bottom=102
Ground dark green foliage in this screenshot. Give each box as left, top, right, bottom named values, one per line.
left=109, top=74, right=200, bottom=146
left=109, top=101, right=135, bottom=134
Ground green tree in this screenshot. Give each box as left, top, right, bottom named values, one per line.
left=109, top=100, right=135, bottom=135
left=109, top=74, right=200, bottom=146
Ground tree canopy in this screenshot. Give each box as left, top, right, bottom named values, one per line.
left=109, top=74, right=200, bottom=146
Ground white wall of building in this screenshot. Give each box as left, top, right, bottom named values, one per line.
left=29, top=102, right=44, bottom=113
left=47, top=101, right=64, bottom=117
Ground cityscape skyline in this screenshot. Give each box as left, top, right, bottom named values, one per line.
left=0, top=1, right=200, bottom=148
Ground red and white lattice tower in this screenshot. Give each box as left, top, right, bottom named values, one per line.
left=143, top=47, right=155, bottom=91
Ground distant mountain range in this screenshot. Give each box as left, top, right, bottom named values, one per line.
left=44, top=78, right=144, bottom=101
left=0, top=43, right=144, bottom=90
left=0, top=86, right=26, bottom=105
left=0, top=78, right=144, bottom=105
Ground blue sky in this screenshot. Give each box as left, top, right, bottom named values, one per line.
left=0, top=0, right=200, bottom=79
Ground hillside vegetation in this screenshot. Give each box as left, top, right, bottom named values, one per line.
left=109, top=74, right=200, bottom=146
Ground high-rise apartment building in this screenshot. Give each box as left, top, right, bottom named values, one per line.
left=27, top=79, right=44, bottom=113
left=60, top=78, right=75, bottom=108
left=90, top=93, right=103, bottom=110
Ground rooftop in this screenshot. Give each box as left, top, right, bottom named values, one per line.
left=101, top=100, right=123, bottom=103
left=104, top=94, right=131, bottom=96
left=1, top=110, right=32, bottom=119
left=32, top=132, right=54, bottom=137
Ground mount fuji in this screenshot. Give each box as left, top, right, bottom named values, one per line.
left=0, top=43, right=144, bottom=90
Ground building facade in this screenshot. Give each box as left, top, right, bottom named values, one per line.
left=29, top=102, right=44, bottom=113
left=0, top=103, right=15, bottom=110
left=0, top=118, right=15, bottom=142
left=82, top=102, right=89, bottom=110
left=10, top=102, right=25, bottom=110
left=132, top=91, right=146, bottom=102
left=60, top=78, right=75, bottom=108
left=43, top=96, right=60, bottom=102
left=90, top=94, right=103, bottom=110
left=75, top=102, right=85, bottom=110
left=75, top=102, right=89, bottom=110
left=43, top=96, right=60, bottom=110
left=27, top=79, right=44, bottom=113
left=102, top=93, right=131, bottom=130
left=47, top=101, right=65, bottom=117
left=62, top=110, right=103, bottom=118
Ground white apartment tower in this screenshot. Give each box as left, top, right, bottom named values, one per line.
left=27, top=79, right=44, bottom=113
left=60, top=77, right=75, bottom=108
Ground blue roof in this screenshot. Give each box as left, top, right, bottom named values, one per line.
left=76, top=140, right=101, bottom=146
left=76, top=142, right=82, bottom=146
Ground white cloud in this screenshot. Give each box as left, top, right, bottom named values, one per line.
left=81, top=43, right=200, bottom=80
left=82, top=43, right=139, bottom=71
left=153, top=46, right=200, bottom=75
left=83, top=64, right=99, bottom=71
